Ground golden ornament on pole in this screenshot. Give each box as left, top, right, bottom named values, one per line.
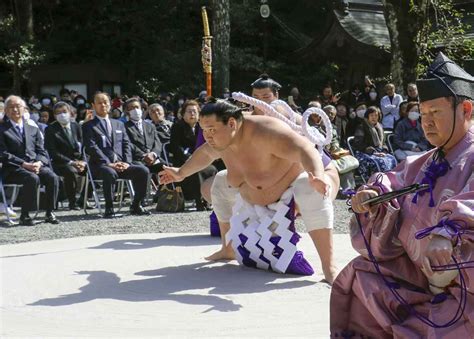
left=201, top=6, right=212, bottom=97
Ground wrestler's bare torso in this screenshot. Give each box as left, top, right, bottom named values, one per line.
left=216, top=116, right=304, bottom=206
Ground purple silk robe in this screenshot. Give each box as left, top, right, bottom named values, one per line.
left=330, top=126, right=474, bottom=338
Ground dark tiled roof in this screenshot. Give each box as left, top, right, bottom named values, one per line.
left=334, top=7, right=390, bottom=48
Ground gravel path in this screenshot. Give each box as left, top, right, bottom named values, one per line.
left=0, top=199, right=352, bottom=245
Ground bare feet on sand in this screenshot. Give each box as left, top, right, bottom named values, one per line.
left=205, top=247, right=235, bottom=261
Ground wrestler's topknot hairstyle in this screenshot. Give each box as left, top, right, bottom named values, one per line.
left=200, top=99, right=243, bottom=124
left=250, top=73, right=282, bottom=94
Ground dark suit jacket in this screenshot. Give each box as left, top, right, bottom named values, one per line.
left=0, top=119, right=50, bottom=176
left=44, top=121, right=83, bottom=167
left=124, top=120, right=163, bottom=163
left=82, top=116, right=132, bottom=166
left=153, top=120, right=172, bottom=145
left=169, top=119, right=201, bottom=166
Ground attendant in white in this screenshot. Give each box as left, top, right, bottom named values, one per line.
left=380, top=83, right=403, bottom=131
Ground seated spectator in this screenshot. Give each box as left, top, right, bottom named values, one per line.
left=352, top=106, right=397, bottom=179
left=320, top=84, right=340, bottom=107
left=380, top=83, right=403, bottom=131
left=348, top=84, right=364, bottom=107
left=123, top=98, right=164, bottom=174
left=406, top=82, right=419, bottom=102
left=334, top=101, right=350, bottom=147
left=345, top=102, right=366, bottom=139
left=148, top=103, right=173, bottom=146
left=364, top=85, right=379, bottom=107
left=394, top=100, right=409, bottom=129
left=45, top=101, right=87, bottom=210
left=82, top=92, right=151, bottom=218
left=323, top=105, right=358, bottom=193
left=287, top=86, right=304, bottom=112
left=39, top=111, right=50, bottom=124
left=169, top=100, right=217, bottom=210
left=0, top=95, right=60, bottom=226
left=392, top=101, right=430, bottom=161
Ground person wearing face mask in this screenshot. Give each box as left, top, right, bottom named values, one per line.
left=392, top=101, right=430, bottom=161
left=365, top=85, right=380, bottom=107
left=40, top=95, right=53, bottom=113
left=124, top=98, right=164, bottom=175
left=345, top=102, right=367, bottom=140
left=45, top=102, right=88, bottom=210
left=73, top=95, right=87, bottom=108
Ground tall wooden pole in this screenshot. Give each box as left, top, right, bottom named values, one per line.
left=201, top=7, right=212, bottom=97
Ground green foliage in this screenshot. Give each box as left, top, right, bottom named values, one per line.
left=414, top=0, right=474, bottom=76
left=0, top=15, right=45, bottom=77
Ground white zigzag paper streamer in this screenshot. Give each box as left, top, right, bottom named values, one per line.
left=227, top=187, right=297, bottom=273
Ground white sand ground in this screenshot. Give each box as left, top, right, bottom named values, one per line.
left=1, top=233, right=358, bottom=338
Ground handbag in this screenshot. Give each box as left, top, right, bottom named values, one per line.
left=155, top=184, right=185, bottom=213
left=332, top=154, right=359, bottom=174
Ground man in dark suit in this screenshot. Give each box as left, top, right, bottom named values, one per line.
left=45, top=101, right=87, bottom=210
left=82, top=93, right=150, bottom=218
left=123, top=98, right=164, bottom=173
left=0, top=95, right=60, bottom=226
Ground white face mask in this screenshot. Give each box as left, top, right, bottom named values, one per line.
left=32, top=103, right=42, bottom=110
left=42, top=98, right=51, bottom=106
left=129, top=108, right=143, bottom=122
left=56, top=112, right=71, bottom=125
left=178, top=99, right=184, bottom=106
left=23, top=111, right=31, bottom=120
left=408, top=111, right=420, bottom=121
left=356, top=109, right=366, bottom=119
left=76, top=99, right=85, bottom=105
left=369, top=92, right=377, bottom=100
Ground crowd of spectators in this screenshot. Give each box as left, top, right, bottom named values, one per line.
left=0, top=75, right=434, bottom=223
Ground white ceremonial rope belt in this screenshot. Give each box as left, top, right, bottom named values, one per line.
left=225, top=187, right=298, bottom=273
left=231, top=91, right=333, bottom=150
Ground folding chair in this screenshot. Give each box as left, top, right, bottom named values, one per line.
left=346, top=136, right=381, bottom=183
left=0, top=164, right=41, bottom=224
left=82, top=148, right=135, bottom=215
left=385, top=133, right=398, bottom=163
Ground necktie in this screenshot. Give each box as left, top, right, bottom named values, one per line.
left=137, top=121, right=143, bottom=135
left=102, top=119, right=111, bottom=138
left=16, top=125, right=22, bottom=136
left=64, top=127, right=74, bottom=144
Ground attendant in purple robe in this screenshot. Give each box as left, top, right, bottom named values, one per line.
left=330, top=52, right=474, bottom=338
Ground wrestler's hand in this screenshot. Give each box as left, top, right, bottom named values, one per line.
left=158, top=165, right=185, bottom=184
left=421, top=235, right=453, bottom=276
left=308, top=172, right=330, bottom=198
left=351, top=189, right=379, bottom=214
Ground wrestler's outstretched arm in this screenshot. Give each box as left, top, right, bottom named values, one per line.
left=158, top=143, right=219, bottom=184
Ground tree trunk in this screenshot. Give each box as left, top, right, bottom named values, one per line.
left=210, top=0, right=230, bottom=97
left=381, top=0, right=428, bottom=95
left=13, top=51, right=21, bottom=95
left=14, top=0, right=34, bottom=40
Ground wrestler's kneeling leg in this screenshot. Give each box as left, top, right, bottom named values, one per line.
left=293, top=172, right=337, bottom=284
left=206, top=170, right=238, bottom=261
